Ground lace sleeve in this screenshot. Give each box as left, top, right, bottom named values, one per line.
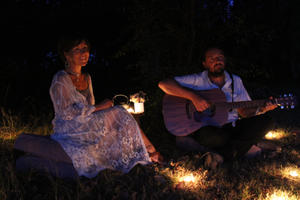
left=87, top=73, right=95, bottom=106
left=50, top=71, right=95, bottom=121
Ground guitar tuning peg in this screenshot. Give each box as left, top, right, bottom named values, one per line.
left=291, top=105, right=295, bottom=109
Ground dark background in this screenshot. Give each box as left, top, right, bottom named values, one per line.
left=1, top=0, right=300, bottom=116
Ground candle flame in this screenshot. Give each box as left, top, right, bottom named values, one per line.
left=265, top=130, right=286, bottom=140
left=289, top=170, right=299, bottom=177
left=180, top=174, right=195, bottom=183
left=126, top=107, right=134, bottom=113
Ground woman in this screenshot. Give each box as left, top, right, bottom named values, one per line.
left=49, top=33, right=163, bottom=178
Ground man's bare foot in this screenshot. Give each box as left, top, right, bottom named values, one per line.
left=202, top=152, right=223, bottom=170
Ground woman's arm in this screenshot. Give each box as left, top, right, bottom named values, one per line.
left=94, top=99, right=113, bottom=112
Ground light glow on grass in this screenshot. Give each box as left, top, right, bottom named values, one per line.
left=265, top=130, right=287, bottom=140
left=261, top=164, right=300, bottom=189
left=160, top=164, right=207, bottom=190
left=289, top=170, right=298, bottom=177
left=179, top=174, right=196, bottom=183
left=261, top=189, right=298, bottom=200
left=281, top=166, right=300, bottom=181
left=0, top=128, right=18, bottom=140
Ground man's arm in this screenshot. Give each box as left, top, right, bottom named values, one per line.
left=238, top=98, right=278, bottom=118
left=237, top=107, right=257, bottom=118
left=158, top=78, right=210, bottom=112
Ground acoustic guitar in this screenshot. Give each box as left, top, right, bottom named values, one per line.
left=162, top=88, right=297, bottom=136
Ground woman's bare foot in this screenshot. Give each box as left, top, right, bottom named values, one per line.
left=148, top=151, right=165, bottom=164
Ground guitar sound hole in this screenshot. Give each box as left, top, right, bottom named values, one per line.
left=194, top=105, right=216, bottom=122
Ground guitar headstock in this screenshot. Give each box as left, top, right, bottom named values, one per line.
left=274, top=93, right=297, bottom=110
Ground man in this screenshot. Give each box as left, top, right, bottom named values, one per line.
left=158, top=48, right=277, bottom=168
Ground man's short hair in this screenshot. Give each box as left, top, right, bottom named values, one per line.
left=201, top=46, right=225, bottom=62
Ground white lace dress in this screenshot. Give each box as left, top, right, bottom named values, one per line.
left=49, top=70, right=151, bottom=178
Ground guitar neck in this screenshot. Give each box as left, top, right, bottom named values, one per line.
left=225, top=99, right=268, bottom=110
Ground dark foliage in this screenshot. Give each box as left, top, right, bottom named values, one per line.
left=1, top=0, right=300, bottom=113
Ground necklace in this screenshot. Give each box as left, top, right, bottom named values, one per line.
left=65, top=69, right=81, bottom=82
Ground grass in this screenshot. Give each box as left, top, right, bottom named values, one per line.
left=1, top=87, right=300, bottom=200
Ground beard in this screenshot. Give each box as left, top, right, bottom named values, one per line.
left=208, top=67, right=225, bottom=77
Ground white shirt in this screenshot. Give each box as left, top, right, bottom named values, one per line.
left=174, top=70, right=251, bottom=123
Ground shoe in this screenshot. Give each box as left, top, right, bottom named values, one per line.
left=245, top=145, right=262, bottom=158
left=203, top=152, right=223, bottom=170
left=257, top=140, right=282, bottom=152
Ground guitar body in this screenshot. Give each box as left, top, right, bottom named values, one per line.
left=162, top=89, right=229, bottom=136
left=162, top=88, right=297, bottom=136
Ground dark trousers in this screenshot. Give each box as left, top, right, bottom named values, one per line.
left=188, top=114, right=274, bottom=160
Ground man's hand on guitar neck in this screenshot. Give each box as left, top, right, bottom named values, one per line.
left=238, top=97, right=278, bottom=118
left=256, top=97, right=278, bottom=115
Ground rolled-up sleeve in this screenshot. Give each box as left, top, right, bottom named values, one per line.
left=174, top=73, right=200, bottom=90
left=234, top=77, right=251, bottom=101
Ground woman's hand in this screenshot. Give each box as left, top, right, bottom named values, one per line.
left=94, top=99, right=113, bottom=112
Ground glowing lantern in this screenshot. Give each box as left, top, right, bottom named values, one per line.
left=130, top=91, right=146, bottom=114
left=133, top=102, right=144, bottom=114
left=126, top=107, right=134, bottom=114
left=112, top=91, right=146, bottom=114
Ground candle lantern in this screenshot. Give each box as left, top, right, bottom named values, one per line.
left=130, top=91, right=146, bottom=114
left=112, top=91, right=146, bottom=114
left=112, top=94, right=131, bottom=110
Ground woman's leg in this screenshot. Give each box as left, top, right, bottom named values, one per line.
left=139, top=127, right=156, bottom=153
left=138, top=127, right=164, bottom=163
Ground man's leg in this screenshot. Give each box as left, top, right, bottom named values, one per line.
left=176, top=136, right=208, bottom=152
left=224, top=114, right=275, bottom=158
left=192, top=126, right=230, bottom=148
left=190, top=126, right=232, bottom=156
